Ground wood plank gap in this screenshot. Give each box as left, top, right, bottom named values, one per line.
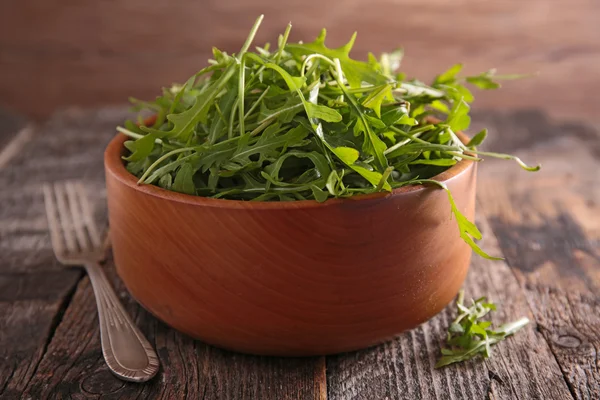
left=477, top=201, right=593, bottom=399
left=315, top=356, right=327, bottom=400
left=19, top=269, right=85, bottom=391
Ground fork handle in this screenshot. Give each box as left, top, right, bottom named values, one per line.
left=85, top=261, right=159, bottom=382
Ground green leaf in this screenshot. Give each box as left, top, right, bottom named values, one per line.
left=264, top=151, right=331, bottom=187
left=212, top=46, right=231, bottom=64
left=172, top=163, right=196, bottom=195
left=364, top=115, right=387, bottom=130
left=326, top=169, right=346, bottom=197
left=430, top=100, right=450, bottom=114
left=231, top=125, right=310, bottom=165
left=444, top=188, right=502, bottom=260
left=263, top=63, right=306, bottom=92
left=331, top=146, right=359, bottom=164
left=447, top=98, right=471, bottom=132
left=286, top=29, right=388, bottom=88
left=454, top=84, right=474, bottom=103
left=326, top=146, right=390, bottom=191
left=123, top=133, right=158, bottom=162
left=435, top=63, right=463, bottom=84
left=310, top=185, right=329, bottom=202
left=467, top=129, right=487, bottom=148
left=305, top=102, right=343, bottom=122
left=361, top=84, right=394, bottom=117
left=351, top=164, right=390, bottom=190
left=397, top=114, right=417, bottom=126
left=381, top=106, right=410, bottom=126
left=124, top=119, right=144, bottom=134
left=158, top=173, right=173, bottom=190
left=466, top=75, right=500, bottom=90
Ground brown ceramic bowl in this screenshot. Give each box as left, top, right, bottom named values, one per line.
left=104, top=120, right=476, bottom=356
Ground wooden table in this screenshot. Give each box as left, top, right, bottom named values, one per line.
left=0, top=107, right=598, bottom=399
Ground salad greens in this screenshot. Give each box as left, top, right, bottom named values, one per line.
left=118, top=15, right=539, bottom=259
left=436, top=290, right=529, bottom=368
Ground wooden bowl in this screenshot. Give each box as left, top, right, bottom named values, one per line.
left=104, top=126, right=476, bottom=356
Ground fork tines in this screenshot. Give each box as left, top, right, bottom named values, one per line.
left=43, top=181, right=103, bottom=262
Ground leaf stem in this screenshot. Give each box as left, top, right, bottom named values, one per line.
left=138, top=147, right=197, bottom=184
left=117, top=127, right=177, bottom=151
left=244, top=86, right=270, bottom=119
left=238, top=55, right=247, bottom=136
left=238, top=15, right=264, bottom=57
left=471, top=150, right=541, bottom=171
left=275, top=23, right=292, bottom=64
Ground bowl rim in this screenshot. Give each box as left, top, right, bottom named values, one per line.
left=104, top=120, right=474, bottom=210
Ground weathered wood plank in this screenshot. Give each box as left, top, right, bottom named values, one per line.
left=0, top=108, right=124, bottom=274
left=0, top=107, right=27, bottom=151
left=0, top=108, right=125, bottom=399
left=474, top=110, right=600, bottom=399
left=326, top=216, right=573, bottom=400
left=21, top=257, right=326, bottom=400
left=0, top=270, right=81, bottom=399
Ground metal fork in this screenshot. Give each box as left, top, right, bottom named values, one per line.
left=43, top=181, right=159, bottom=382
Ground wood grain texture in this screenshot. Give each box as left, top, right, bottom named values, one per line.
left=326, top=216, right=574, bottom=400
left=0, top=108, right=27, bottom=151
left=0, top=109, right=124, bottom=399
left=0, top=270, right=81, bottom=399
left=20, top=256, right=326, bottom=400
left=0, top=109, right=121, bottom=274
left=1, top=1, right=599, bottom=121
left=473, top=110, right=600, bottom=399
left=105, top=130, right=476, bottom=356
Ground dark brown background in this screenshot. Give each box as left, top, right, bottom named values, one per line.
left=1, top=0, right=599, bottom=121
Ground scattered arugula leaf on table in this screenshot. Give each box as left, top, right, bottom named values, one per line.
left=436, top=290, right=530, bottom=368
left=117, top=15, right=540, bottom=259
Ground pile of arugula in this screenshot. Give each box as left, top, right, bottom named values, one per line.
left=118, top=15, right=539, bottom=259
left=436, top=291, right=530, bottom=368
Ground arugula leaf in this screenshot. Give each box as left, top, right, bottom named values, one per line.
left=361, top=84, right=394, bottom=117
left=444, top=187, right=502, bottom=260
left=467, top=129, right=487, bottom=148
left=231, top=125, right=310, bottom=166
left=435, top=63, right=463, bottom=85
left=172, top=163, right=196, bottom=195
left=447, top=98, right=471, bottom=132
left=286, top=29, right=388, bottom=88
left=436, top=290, right=530, bottom=368
left=123, top=133, right=158, bottom=162
left=466, top=75, right=501, bottom=90
left=305, top=102, right=343, bottom=122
